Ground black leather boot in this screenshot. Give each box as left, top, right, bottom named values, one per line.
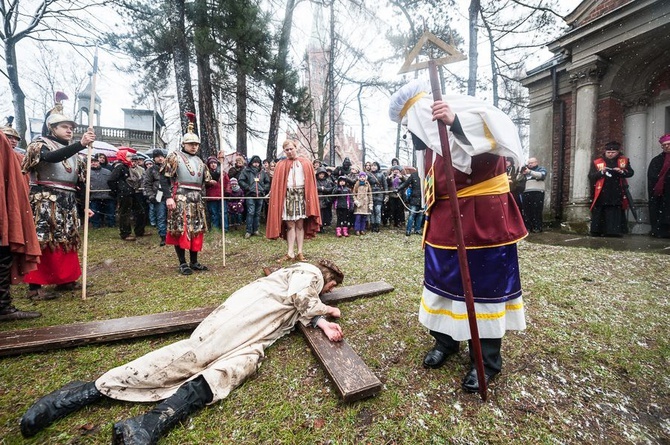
left=112, top=376, right=213, bottom=445
left=0, top=247, right=40, bottom=321
left=20, top=381, right=102, bottom=437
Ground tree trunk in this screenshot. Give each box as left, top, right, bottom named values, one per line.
left=357, top=85, right=366, bottom=165
left=194, top=0, right=218, bottom=160
left=467, top=0, right=480, bottom=96
left=5, top=40, right=28, bottom=147
left=236, top=68, right=248, bottom=157
left=168, top=0, right=196, bottom=136
left=482, top=17, right=499, bottom=107
left=266, top=0, right=296, bottom=161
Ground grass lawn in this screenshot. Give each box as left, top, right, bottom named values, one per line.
left=0, top=226, right=668, bottom=444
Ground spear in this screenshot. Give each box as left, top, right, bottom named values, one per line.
left=81, top=46, right=99, bottom=300
left=427, top=59, right=488, bottom=400
left=219, top=150, right=226, bottom=267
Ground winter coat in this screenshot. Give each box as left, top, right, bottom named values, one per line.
left=108, top=163, right=134, bottom=198
left=333, top=185, right=351, bottom=210
left=142, top=163, right=171, bottom=202
left=353, top=180, right=373, bottom=215
left=316, top=168, right=334, bottom=208
left=398, top=171, right=422, bottom=207
left=238, top=158, right=271, bottom=198
left=226, top=186, right=245, bottom=214
left=368, top=170, right=388, bottom=205
left=89, top=166, right=112, bottom=200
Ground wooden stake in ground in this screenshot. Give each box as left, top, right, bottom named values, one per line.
left=218, top=150, right=226, bottom=267
left=81, top=47, right=99, bottom=301
left=400, top=32, right=487, bottom=401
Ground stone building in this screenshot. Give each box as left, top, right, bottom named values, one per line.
left=290, top=4, right=362, bottom=167
left=521, top=0, right=670, bottom=233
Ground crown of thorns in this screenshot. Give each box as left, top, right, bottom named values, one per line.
left=318, top=259, right=344, bottom=281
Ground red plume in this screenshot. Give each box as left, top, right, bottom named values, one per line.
left=185, top=112, right=196, bottom=123
left=55, top=91, right=68, bottom=103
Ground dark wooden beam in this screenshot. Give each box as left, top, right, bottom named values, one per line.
left=299, top=324, right=382, bottom=402
left=0, top=281, right=392, bottom=358
left=0, top=281, right=391, bottom=402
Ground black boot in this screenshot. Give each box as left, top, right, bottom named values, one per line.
left=0, top=247, right=40, bottom=321
left=112, top=376, right=213, bottom=445
left=20, top=381, right=102, bottom=437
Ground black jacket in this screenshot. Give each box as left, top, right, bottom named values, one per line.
left=398, top=172, right=422, bottom=207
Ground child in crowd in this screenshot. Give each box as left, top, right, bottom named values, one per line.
left=316, top=167, right=334, bottom=232
left=353, top=172, right=372, bottom=235
left=226, top=178, right=245, bottom=229
left=332, top=176, right=352, bottom=237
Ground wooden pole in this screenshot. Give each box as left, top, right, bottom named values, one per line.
left=81, top=47, right=99, bottom=300
left=428, top=60, right=487, bottom=400
left=220, top=158, right=226, bottom=267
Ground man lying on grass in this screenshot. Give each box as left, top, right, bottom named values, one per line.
left=21, top=260, right=344, bottom=445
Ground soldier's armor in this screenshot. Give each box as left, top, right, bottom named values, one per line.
left=29, top=137, right=78, bottom=191
left=175, top=152, right=205, bottom=189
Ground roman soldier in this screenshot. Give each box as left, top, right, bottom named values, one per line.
left=21, top=92, right=96, bottom=300
left=1, top=116, right=22, bottom=153
left=164, top=112, right=210, bottom=275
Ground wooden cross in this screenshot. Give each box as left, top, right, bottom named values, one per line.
left=0, top=280, right=393, bottom=402
left=398, top=32, right=489, bottom=401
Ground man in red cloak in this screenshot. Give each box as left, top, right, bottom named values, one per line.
left=266, top=139, right=321, bottom=262
left=0, top=132, right=42, bottom=320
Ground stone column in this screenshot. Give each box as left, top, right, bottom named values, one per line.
left=566, top=57, right=607, bottom=222
left=624, top=96, right=649, bottom=231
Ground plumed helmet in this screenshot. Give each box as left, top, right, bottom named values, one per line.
left=2, top=116, right=20, bottom=140
left=182, top=112, right=200, bottom=144
left=45, top=91, right=76, bottom=129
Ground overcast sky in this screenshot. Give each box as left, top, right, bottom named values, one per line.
left=2, top=0, right=582, bottom=164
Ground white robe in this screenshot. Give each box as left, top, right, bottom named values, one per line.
left=95, top=263, right=330, bottom=403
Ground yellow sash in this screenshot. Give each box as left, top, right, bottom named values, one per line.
left=436, top=173, right=510, bottom=200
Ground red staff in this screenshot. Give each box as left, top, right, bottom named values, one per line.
left=427, top=60, right=487, bottom=400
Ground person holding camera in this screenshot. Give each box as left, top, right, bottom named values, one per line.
left=519, top=157, right=547, bottom=233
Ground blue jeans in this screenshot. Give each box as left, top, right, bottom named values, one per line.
left=208, top=201, right=222, bottom=229
left=155, top=201, right=167, bottom=237
left=245, top=198, right=262, bottom=234
left=371, top=203, right=382, bottom=225
left=147, top=201, right=157, bottom=226
left=406, top=205, right=424, bottom=234
left=90, top=198, right=116, bottom=228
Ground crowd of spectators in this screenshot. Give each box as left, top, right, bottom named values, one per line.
left=83, top=151, right=429, bottom=242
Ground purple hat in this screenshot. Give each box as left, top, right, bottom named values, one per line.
left=230, top=177, right=238, bottom=184
left=660, top=134, right=670, bottom=145
left=359, top=172, right=367, bottom=177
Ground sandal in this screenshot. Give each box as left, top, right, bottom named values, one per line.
left=295, top=253, right=306, bottom=261
left=189, top=262, right=208, bottom=271
left=276, top=254, right=295, bottom=264
left=178, top=263, right=193, bottom=275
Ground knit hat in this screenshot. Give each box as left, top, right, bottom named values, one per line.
left=359, top=172, right=367, bottom=178
left=206, top=156, right=219, bottom=165
left=230, top=178, right=238, bottom=184
left=660, top=134, right=670, bottom=145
